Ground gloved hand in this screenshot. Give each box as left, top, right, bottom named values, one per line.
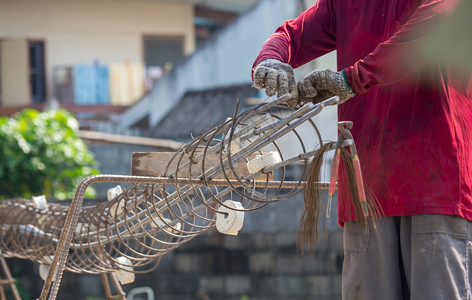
left=252, top=59, right=299, bottom=108
left=298, top=69, right=355, bottom=105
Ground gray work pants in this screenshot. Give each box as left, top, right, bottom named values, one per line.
left=342, top=215, right=472, bottom=300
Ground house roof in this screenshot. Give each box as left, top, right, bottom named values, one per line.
left=164, top=0, right=260, bottom=13
left=149, top=84, right=258, bottom=140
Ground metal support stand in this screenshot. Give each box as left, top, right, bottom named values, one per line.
left=0, top=257, right=21, bottom=300
left=101, top=272, right=126, bottom=300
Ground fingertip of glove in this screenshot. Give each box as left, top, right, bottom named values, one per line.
left=251, top=83, right=263, bottom=90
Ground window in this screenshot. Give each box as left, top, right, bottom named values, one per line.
left=29, top=41, right=46, bottom=103
left=143, top=36, right=184, bottom=70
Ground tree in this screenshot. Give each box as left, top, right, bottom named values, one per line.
left=0, top=109, right=99, bottom=200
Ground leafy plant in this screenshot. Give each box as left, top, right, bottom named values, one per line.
left=0, top=109, right=99, bottom=200
left=13, top=264, right=33, bottom=300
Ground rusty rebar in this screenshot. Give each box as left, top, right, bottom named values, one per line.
left=0, top=95, right=342, bottom=300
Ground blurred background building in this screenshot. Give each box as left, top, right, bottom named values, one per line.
left=0, top=0, right=343, bottom=299
left=0, top=0, right=255, bottom=114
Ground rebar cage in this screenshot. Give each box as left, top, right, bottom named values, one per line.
left=0, top=95, right=343, bottom=299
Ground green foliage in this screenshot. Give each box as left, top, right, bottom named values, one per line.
left=13, top=264, right=33, bottom=300
left=0, top=109, right=99, bottom=200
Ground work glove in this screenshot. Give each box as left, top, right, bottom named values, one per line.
left=298, top=69, right=355, bottom=105
left=252, top=59, right=299, bottom=108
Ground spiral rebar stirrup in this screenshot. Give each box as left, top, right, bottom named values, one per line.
left=0, top=95, right=344, bottom=300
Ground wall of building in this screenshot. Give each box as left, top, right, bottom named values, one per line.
left=0, top=39, right=30, bottom=106
left=0, top=0, right=194, bottom=104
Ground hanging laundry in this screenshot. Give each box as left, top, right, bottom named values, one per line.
left=73, top=63, right=110, bottom=105
left=110, top=63, right=130, bottom=105
left=127, top=62, right=145, bottom=104
left=110, top=62, right=145, bottom=105
left=95, top=64, right=110, bottom=104
left=73, top=64, right=96, bottom=105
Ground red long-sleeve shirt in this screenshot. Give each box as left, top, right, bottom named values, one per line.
left=253, top=0, right=472, bottom=223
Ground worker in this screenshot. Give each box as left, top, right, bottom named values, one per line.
left=251, top=0, right=472, bottom=299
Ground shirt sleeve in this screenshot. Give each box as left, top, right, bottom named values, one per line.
left=252, top=0, right=336, bottom=71
left=344, top=0, right=460, bottom=94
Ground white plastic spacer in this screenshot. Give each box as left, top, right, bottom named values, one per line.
left=107, top=185, right=123, bottom=201
left=39, top=264, right=50, bottom=281
left=32, top=195, right=48, bottom=225
left=246, top=151, right=282, bottom=174
left=216, top=200, right=244, bottom=236
left=39, top=255, right=54, bottom=281
left=75, top=222, right=97, bottom=236
left=107, top=185, right=125, bottom=217
left=151, top=217, right=182, bottom=233
left=32, top=195, right=47, bottom=210
left=113, top=256, right=135, bottom=284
